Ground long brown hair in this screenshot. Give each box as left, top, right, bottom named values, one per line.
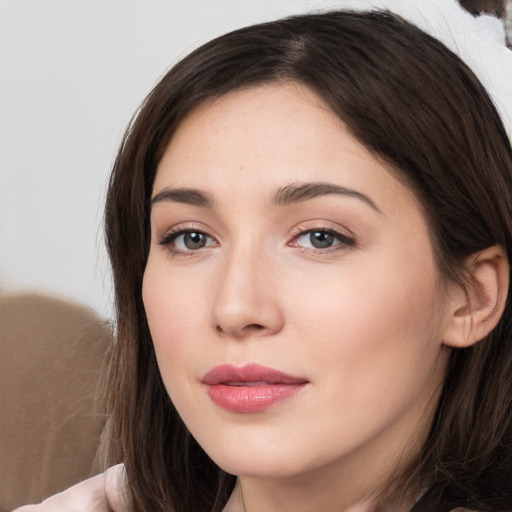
left=103, top=10, right=512, bottom=512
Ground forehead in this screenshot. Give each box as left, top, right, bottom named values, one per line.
left=154, top=83, right=422, bottom=222
left=158, top=83, right=364, bottom=179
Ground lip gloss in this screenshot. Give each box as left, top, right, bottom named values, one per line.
left=202, top=363, right=308, bottom=413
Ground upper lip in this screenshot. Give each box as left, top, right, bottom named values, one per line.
left=202, top=363, right=308, bottom=385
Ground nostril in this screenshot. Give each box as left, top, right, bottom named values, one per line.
left=246, top=324, right=265, bottom=331
left=215, top=323, right=265, bottom=335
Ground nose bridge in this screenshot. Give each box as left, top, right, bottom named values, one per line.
left=211, top=235, right=283, bottom=338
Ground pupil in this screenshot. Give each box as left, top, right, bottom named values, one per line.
left=310, top=231, right=334, bottom=249
left=184, top=232, right=206, bottom=249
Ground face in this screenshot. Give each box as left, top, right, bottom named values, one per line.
left=143, top=83, right=453, bottom=485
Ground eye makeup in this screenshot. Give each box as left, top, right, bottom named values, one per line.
left=156, top=221, right=357, bottom=259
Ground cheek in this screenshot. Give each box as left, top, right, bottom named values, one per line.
left=142, top=261, right=208, bottom=379
left=287, top=249, right=447, bottom=396
left=142, top=268, right=211, bottom=429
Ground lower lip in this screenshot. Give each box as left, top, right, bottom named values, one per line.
left=207, top=383, right=306, bottom=413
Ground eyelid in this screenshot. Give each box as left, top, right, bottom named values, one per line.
left=288, top=223, right=357, bottom=251
left=156, top=221, right=214, bottom=243
left=155, top=221, right=357, bottom=257
left=157, top=223, right=219, bottom=256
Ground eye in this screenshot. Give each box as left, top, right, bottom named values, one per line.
left=158, top=228, right=217, bottom=255
left=175, top=231, right=211, bottom=250
left=290, top=227, right=356, bottom=251
left=301, top=231, right=337, bottom=249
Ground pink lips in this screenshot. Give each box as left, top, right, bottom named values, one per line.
left=202, top=363, right=308, bottom=413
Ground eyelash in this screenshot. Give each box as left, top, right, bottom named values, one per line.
left=157, top=224, right=356, bottom=257
left=289, top=225, right=357, bottom=254
left=157, top=226, right=216, bottom=257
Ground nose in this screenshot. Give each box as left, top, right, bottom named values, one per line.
left=211, top=246, right=285, bottom=340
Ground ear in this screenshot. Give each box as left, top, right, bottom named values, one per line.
left=443, top=245, right=509, bottom=349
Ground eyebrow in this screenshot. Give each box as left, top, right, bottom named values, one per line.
left=151, top=187, right=216, bottom=208
left=270, top=182, right=381, bottom=212
left=150, top=181, right=380, bottom=213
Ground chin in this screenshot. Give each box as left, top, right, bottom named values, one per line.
left=199, top=435, right=334, bottom=480
left=215, top=456, right=313, bottom=480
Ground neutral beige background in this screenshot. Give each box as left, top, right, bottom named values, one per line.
left=0, top=293, right=110, bottom=510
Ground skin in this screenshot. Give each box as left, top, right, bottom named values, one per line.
left=142, top=83, right=459, bottom=512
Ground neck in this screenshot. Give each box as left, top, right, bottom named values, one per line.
left=223, top=479, right=417, bottom=512
left=221, top=412, right=428, bottom=512
left=222, top=454, right=419, bottom=512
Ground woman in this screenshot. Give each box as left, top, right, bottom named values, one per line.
left=16, top=9, right=512, bottom=512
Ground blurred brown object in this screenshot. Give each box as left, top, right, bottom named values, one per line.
left=458, top=0, right=512, bottom=48
left=459, top=0, right=506, bottom=15
left=0, top=293, right=111, bottom=511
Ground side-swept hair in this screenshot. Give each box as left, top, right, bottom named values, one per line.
left=104, top=10, right=512, bottom=512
